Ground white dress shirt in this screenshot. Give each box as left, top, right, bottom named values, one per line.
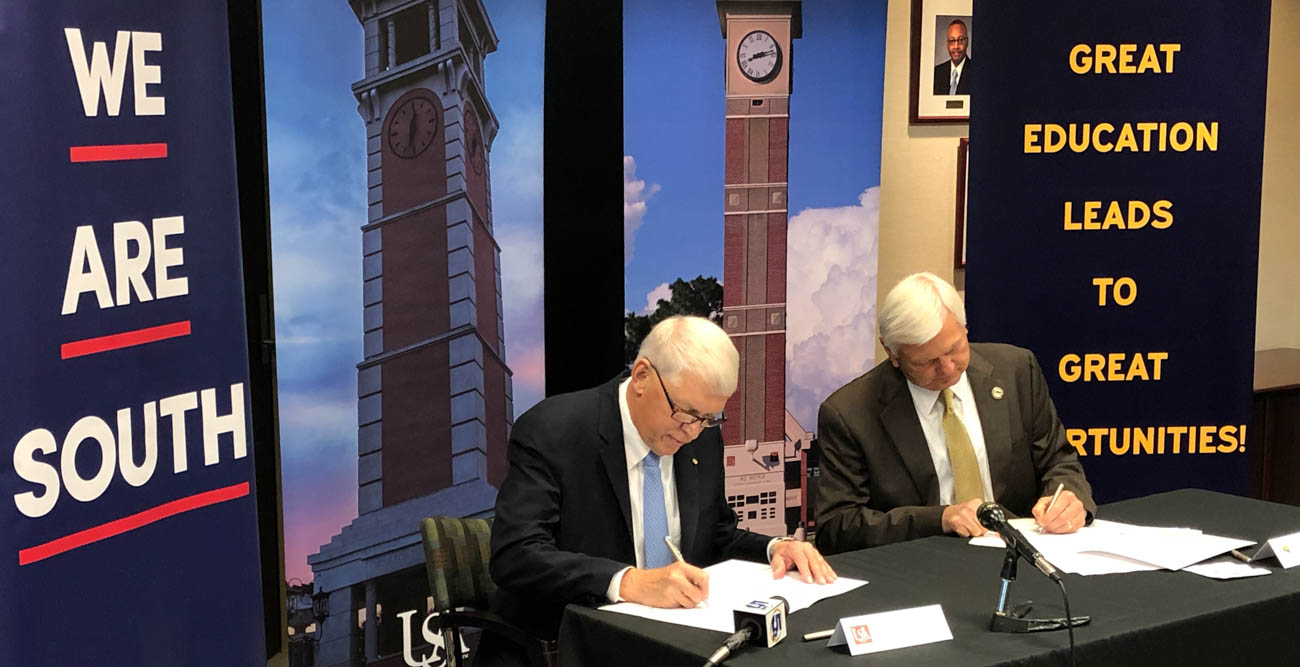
left=948, top=57, right=967, bottom=94
left=607, top=378, right=680, bottom=600
left=606, top=378, right=781, bottom=601
left=904, top=372, right=996, bottom=504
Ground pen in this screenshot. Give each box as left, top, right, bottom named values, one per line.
left=665, top=537, right=709, bottom=608
left=1230, top=549, right=1253, bottom=563
left=1038, top=482, right=1064, bottom=533
left=802, top=629, right=834, bottom=642
left=664, top=535, right=686, bottom=563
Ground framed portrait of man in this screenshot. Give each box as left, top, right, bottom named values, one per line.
left=910, top=0, right=973, bottom=123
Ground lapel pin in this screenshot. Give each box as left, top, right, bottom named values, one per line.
left=692, top=458, right=698, bottom=465
left=991, top=387, right=1004, bottom=400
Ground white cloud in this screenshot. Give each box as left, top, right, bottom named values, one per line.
left=491, top=104, right=547, bottom=417
left=489, top=105, right=543, bottom=222
left=623, top=155, right=660, bottom=266
left=640, top=282, right=672, bottom=315
left=277, top=393, right=357, bottom=459
left=266, top=114, right=365, bottom=346
left=497, top=223, right=544, bottom=324
left=497, top=221, right=546, bottom=415
left=785, top=187, right=881, bottom=431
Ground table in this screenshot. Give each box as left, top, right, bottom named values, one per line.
left=558, top=489, right=1300, bottom=666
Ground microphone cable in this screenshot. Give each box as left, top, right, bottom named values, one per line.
left=1055, top=577, right=1076, bottom=667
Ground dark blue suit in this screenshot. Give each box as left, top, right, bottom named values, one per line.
left=479, top=374, right=770, bottom=665
left=933, top=57, right=972, bottom=95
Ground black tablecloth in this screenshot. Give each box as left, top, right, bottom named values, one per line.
left=558, top=489, right=1300, bottom=666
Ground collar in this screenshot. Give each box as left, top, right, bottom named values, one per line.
left=618, top=378, right=653, bottom=471
left=905, top=371, right=975, bottom=416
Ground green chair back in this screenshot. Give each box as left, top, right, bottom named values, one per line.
left=420, top=516, right=496, bottom=613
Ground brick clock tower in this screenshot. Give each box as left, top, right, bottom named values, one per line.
left=717, top=1, right=807, bottom=538
left=308, top=1, right=509, bottom=665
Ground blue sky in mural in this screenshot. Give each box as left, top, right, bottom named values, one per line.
left=624, top=0, right=887, bottom=431
left=264, top=0, right=544, bottom=584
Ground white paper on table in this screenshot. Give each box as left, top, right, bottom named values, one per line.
left=1051, top=550, right=1162, bottom=575
left=599, top=559, right=867, bottom=633
left=968, top=533, right=1006, bottom=549
left=827, top=604, right=952, bottom=656
left=968, top=522, right=1161, bottom=575
left=1183, top=555, right=1272, bottom=579
left=1071, top=520, right=1255, bottom=571
left=967, top=518, right=1251, bottom=575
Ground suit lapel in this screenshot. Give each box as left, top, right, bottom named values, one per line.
left=967, top=348, right=1013, bottom=501
left=878, top=368, right=941, bottom=505
left=597, top=377, right=633, bottom=536
left=674, top=440, right=701, bottom=558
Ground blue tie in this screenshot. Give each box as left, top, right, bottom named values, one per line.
left=642, top=452, right=672, bottom=569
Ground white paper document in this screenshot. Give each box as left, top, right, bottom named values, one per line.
left=968, top=518, right=1255, bottom=575
left=827, top=604, right=952, bottom=656
left=1182, top=555, right=1271, bottom=579
left=599, top=559, right=867, bottom=633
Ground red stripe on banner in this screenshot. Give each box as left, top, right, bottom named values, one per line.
left=17, top=482, right=250, bottom=566
left=60, top=320, right=191, bottom=359
left=69, top=143, right=168, bottom=162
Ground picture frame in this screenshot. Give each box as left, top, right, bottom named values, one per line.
left=954, top=137, right=969, bottom=268
left=909, top=0, right=973, bottom=123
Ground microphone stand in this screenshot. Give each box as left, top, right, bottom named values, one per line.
left=989, top=544, right=1090, bottom=634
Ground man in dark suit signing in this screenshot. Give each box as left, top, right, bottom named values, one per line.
left=815, top=273, right=1094, bottom=555
left=933, top=19, right=972, bottom=95
left=482, top=316, right=836, bottom=665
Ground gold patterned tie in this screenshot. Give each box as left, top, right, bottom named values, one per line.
left=941, top=388, right=984, bottom=503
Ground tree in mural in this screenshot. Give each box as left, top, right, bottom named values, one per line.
left=624, top=275, right=723, bottom=365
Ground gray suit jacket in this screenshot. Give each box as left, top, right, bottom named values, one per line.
left=814, top=343, right=1094, bottom=554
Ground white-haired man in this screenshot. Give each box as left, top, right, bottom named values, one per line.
left=482, top=316, right=835, bottom=666
left=814, top=273, right=1094, bottom=555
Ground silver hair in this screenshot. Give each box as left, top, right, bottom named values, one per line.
left=877, top=272, right=967, bottom=352
left=636, top=315, right=739, bottom=397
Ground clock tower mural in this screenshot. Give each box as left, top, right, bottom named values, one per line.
left=717, top=1, right=803, bottom=538
left=308, top=1, right=509, bottom=664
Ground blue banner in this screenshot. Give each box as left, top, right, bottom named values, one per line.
left=965, top=0, right=1271, bottom=501
left=1, top=1, right=265, bottom=663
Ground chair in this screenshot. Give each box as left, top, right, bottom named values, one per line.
left=419, top=516, right=558, bottom=667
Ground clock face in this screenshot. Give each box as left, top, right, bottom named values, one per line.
left=386, top=95, right=439, bottom=159
left=737, top=30, right=781, bottom=83
left=464, top=111, right=485, bottom=176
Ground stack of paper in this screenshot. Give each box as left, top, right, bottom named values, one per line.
left=600, top=559, right=867, bottom=633
left=970, top=518, right=1268, bottom=579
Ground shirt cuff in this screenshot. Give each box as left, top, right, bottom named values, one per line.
left=607, top=566, right=633, bottom=602
left=766, top=537, right=783, bottom=562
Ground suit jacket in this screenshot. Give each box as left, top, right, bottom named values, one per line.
left=933, top=57, right=972, bottom=95
left=486, top=374, right=771, bottom=644
left=814, top=343, right=1094, bottom=555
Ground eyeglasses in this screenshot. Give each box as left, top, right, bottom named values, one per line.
left=946, top=37, right=968, bottom=45
left=646, top=361, right=726, bottom=428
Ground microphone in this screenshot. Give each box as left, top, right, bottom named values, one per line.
left=977, top=502, right=1062, bottom=583
left=703, top=596, right=788, bottom=666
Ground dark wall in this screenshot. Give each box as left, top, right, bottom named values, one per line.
left=543, top=0, right=626, bottom=395
left=227, top=0, right=283, bottom=656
